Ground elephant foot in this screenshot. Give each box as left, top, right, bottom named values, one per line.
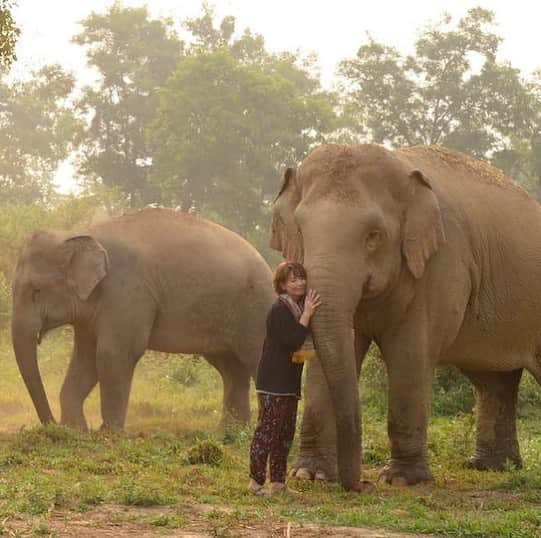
left=60, top=415, right=88, bottom=432
left=65, top=422, right=88, bottom=433
left=379, top=459, right=434, bottom=486
left=99, top=421, right=124, bottom=432
left=289, top=453, right=337, bottom=481
left=466, top=452, right=522, bottom=471
left=289, top=466, right=329, bottom=480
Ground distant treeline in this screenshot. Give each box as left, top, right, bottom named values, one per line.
left=2, top=4, right=541, bottom=322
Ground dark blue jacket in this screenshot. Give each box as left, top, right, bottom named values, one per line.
left=255, top=299, right=308, bottom=398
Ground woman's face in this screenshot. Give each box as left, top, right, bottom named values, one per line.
left=282, top=272, right=306, bottom=301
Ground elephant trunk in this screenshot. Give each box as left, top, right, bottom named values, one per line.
left=11, top=316, right=55, bottom=424
left=307, top=265, right=364, bottom=490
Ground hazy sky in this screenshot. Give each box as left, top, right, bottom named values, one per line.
left=12, top=0, right=541, bottom=86
left=9, top=0, right=541, bottom=190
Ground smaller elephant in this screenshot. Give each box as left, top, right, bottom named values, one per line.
left=11, top=208, right=274, bottom=430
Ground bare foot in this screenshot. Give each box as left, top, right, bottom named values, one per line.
left=269, top=482, right=288, bottom=495
left=248, top=478, right=265, bottom=495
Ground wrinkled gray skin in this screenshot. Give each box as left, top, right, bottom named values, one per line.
left=12, top=208, right=274, bottom=431
left=271, top=144, right=541, bottom=490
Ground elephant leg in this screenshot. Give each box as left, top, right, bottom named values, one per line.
left=291, top=331, right=370, bottom=481
left=60, top=327, right=97, bottom=431
left=96, top=320, right=151, bottom=431
left=379, top=342, right=435, bottom=485
left=461, top=368, right=522, bottom=470
left=205, top=352, right=251, bottom=426
left=96, top=352, right=139, bottom=430
left=290, top=356, right=338, bottom=480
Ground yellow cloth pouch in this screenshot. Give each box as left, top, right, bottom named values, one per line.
left=292, top=335, right=316, bottom=364
left=292, top=349, right=316, bottom=364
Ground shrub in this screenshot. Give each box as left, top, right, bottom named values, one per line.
left=518, top=371, right=541, bottom=417
left=360, top=346, right=388, bottom=419
left=432, top=367, right=475, bottom=416
left=184, top=439, right=224, bottom=466
left=167, top=355, right=202, bottom=386
left=360, top=346, right=476, bottom=418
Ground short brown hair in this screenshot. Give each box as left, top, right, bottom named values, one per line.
left=273, top=261, right=307, bottom=294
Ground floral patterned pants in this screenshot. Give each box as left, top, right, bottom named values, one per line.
left=249, top=393, right=299, bottom=485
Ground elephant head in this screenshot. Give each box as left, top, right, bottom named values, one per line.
left=270, top=144, right=445, bottom=489
left=11, top=231, right=109, bottom=424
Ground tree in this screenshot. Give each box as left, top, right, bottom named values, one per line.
left=73, top=2, right=183, bottom=206
left=0, top=0, right=19, bottom=71
left=0, top=65, right=78, bottom=203
left=182, top=2, right=236, bottom=55
left=338, top=8, right=534, bottom=158
left=490, top=70, right=541, bottom=196
left=148, top=8, right=336, bottom=242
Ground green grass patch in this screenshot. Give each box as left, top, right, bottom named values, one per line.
left=0, top=332, right=540, bottom=536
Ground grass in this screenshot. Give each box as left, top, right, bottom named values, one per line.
left=0, top=330, right=540, bottom=536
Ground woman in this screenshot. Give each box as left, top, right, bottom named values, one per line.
left=248, top=261, right=321, bottom=495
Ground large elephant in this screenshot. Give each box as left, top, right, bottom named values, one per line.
left=12, top=208, right=274, bottom=430
left=271, top=144, right=541, bottom=490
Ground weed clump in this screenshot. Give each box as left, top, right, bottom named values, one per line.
left=11, top=424, right=81, bottom=454
left=184, top=439, right=224, bottom=466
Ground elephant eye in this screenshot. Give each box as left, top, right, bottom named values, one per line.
left=366, top=230, right=383, bottom=251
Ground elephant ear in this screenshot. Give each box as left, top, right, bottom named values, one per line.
left=61, top=235, right=110, bottom=301
left=402, top=170, right=445, bottom=279
left=270, top=166, right=304, bottom=262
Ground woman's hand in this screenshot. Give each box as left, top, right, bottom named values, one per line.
left=303, top=289, right=322, bottom=317
left=299, top=289, right=322, bottom=327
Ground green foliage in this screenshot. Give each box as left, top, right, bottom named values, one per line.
left=73, top=2, right=183, bottom=206
left=0, top=0, right=19, bottom=71
left=361, top=352, right=540, bottom=421
left=361, top=346, right=475, bottom=418
left=146, top=513, right=186, bottom=529
left=338, top=8, right=535, bottom=159
left=361, top=347, right=477, bottom=419
left=491, top=71, right=541, bottom=197
left=184, top=439, right=224, bottom=466
left=149, top=15, right=336, bottom=236
left=0, top=65, right=79, bottom=203
left=432, top=367, right=475, bottom=416
left=182, top=3, right=236, bottom=55
left=114, top=476, right=175, bottom=506
left=518, top=372, right=541, bottom=417
left=166, top=355, right=203, bottom=387
left=13, top=423, right=81, bottom=449
left=360, top=345, right=388, bottom=418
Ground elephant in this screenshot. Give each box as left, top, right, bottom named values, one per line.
left=270, top=143, right=541, bottom=491
left=11, top=207, right=274, bottom=431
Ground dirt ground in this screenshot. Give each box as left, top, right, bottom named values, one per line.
left=3, top=504, right=431, bottom=537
